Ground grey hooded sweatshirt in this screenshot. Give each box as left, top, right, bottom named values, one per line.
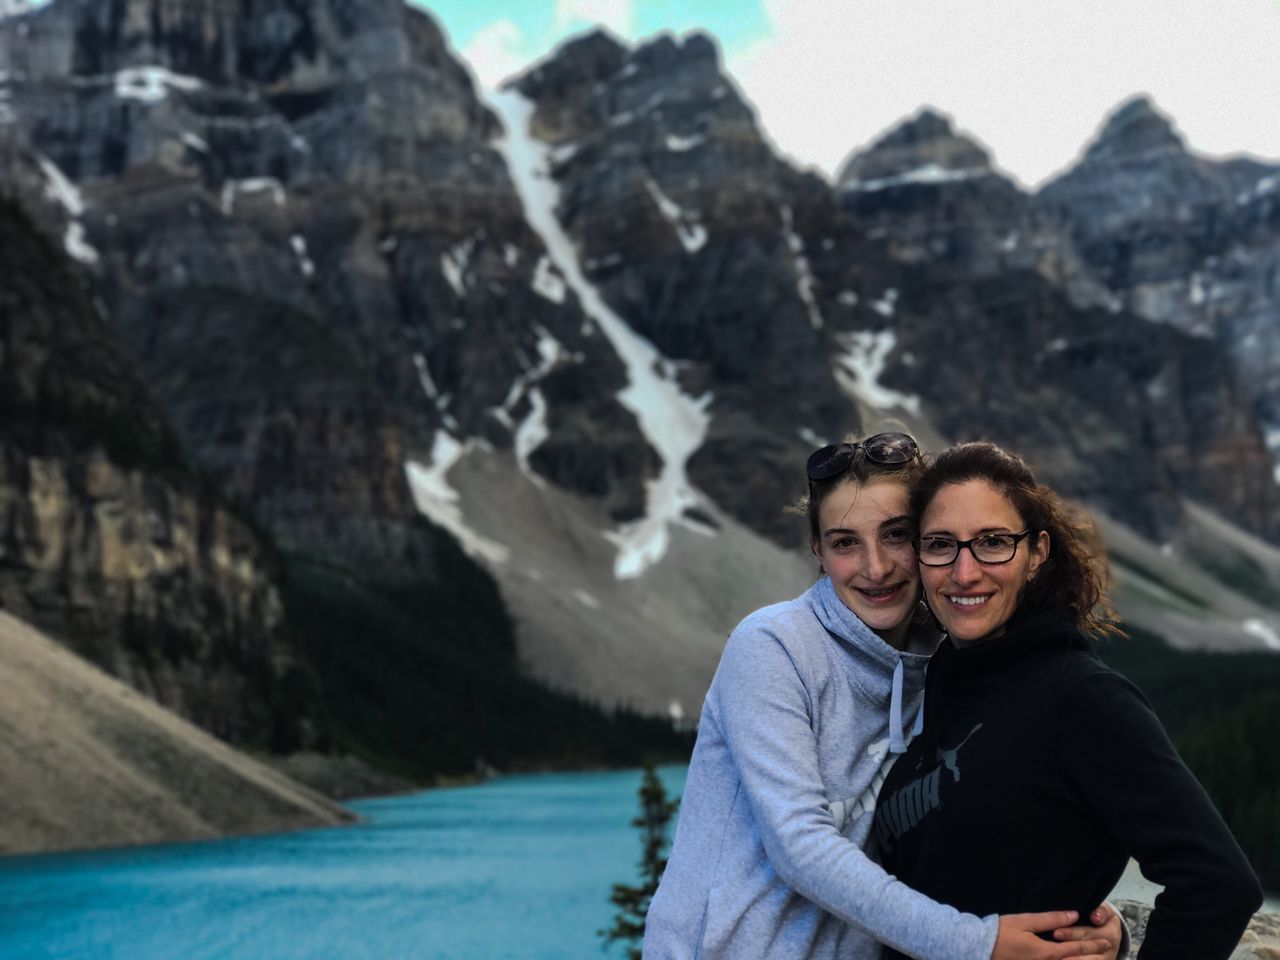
left=643, top=577, right=998, bottom=960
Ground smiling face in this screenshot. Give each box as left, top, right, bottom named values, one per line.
left=812, top=478, right=920, bottom=649
left=918, top=479, right=1050, bottom=643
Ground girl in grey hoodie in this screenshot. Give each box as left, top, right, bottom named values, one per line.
left=643, top=434, right=1119, bottom=960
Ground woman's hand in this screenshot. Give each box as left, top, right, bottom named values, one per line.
left=1052, top=903, right=1125, bottom=960
left=992, top=911, right=1117, bottom=960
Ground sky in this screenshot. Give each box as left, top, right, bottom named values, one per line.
left=420, top=0, right=1280, bottom=188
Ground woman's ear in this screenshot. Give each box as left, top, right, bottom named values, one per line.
left=810, top=538, right=825, bottom=574
left=1027, top=530, right=1051, bottom=579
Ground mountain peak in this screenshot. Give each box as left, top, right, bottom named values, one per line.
left=837, top=107, right=992, bottom=188
left=1083, top=95, right=1186, bottom=164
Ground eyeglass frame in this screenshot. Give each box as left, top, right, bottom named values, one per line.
left=806, top=433, right=921, bottom=482
left=915, top=530, right=1037, bottom=567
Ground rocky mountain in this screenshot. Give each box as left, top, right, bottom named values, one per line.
left=836, top=109, right=1115, bottom=309
left=1038, top=97, right=1280, bottom=462
left=3, top=0, right=1280, bottom=759
left=0, top=196, right=303, bottom=746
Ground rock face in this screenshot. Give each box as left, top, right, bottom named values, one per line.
left=1, top=0, right=650, bottom=564
left=0, top=198, right=299, bottom=745
left=836, top=109, right=1113, bottom=310
left=1037, top=97, right=1280, bottom=460
left=513, top=37, right=1278, bottom=549
left=836, top=100, right=1280, bottom=542
left=512, top=30, right=866, bottom=543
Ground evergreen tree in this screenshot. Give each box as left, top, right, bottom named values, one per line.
left=600, top=762, right=680, bottom=959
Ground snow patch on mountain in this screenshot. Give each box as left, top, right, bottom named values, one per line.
left=413, top=353, right=458, bottom=431
left=532, top=255, right=567, bottom=303
left=1241, top=618, right=1280, bottom=652
left=841, top=164, right=988, bottom=194
left=442, top=239, right=473, bottom=296
left=871, top=288, right=898, bottom=317
left=780, top=205, right=823, bottom=330
left=1265, top=426, right=1280, bottom=484
left=833, top=330, right=921, bottom=415
left=666, top=133, right=705, bottom=153
left=1237, top=174, right=1279, bottom=206
left=220, top=178, right=285, bottom=215
left=37, top=156, right=98, bottom=265
left=405, top=433, right=510, bottom=565
left=114, top=66, right=202, bottom=104
left=0, top=72, right=13, bottom=125
left=289, top=235, right=315, bottom=278
left=490, top=88, right=713, bottom=579
left=643, top=177, right=707, bottom=253
left=512, top=330, right=566, bottom=485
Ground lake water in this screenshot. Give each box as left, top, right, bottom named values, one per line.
left=0, top=765, right=1272, bottom=958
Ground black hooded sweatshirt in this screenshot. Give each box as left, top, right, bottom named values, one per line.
left=875, top=607, right=1262, bottom=960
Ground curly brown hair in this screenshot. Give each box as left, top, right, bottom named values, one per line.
left=909, top=442, right=1124, bottom=638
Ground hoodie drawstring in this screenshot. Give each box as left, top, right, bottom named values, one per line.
left=889, top=659, right=906, bottom=753
left=889, top=659, right=927, bottom=754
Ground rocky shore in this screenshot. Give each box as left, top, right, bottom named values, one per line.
left=0, top=612, right=353, bottom=857
left=1118, top=900, right=1280, bottom=959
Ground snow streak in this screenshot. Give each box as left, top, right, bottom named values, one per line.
left=840, top=164, right=989, bottom=194
left=37, top=156, right=98, bottom=265
left=1242, top=618, right=1280, bottom=652
left=489, top=89, right=713, bottom=578
left=114, top=66, right=202, bottom=104
left=405, top=433, right=510, bottom=565
left=780, top=205, right=823, bottom=330
left=644, top=177, right=707, bottom=254
left=833, top=330, right=921, bottom=415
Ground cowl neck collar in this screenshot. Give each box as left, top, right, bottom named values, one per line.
left=809, top=576, right=937, bottom=753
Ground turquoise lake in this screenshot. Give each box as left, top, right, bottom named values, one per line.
left=0, top=767, right=688, bottom=960
left=1, top=764, right=1272, bottom=958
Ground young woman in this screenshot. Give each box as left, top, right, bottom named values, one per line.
left=643, top=434, right=1120, bottom=960
left=875, top=441, right=1264, bottom=960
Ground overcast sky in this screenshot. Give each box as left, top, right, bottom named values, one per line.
left=422, top=0, right=1280, bottom=188
left=5, top=0, right=1276, bottom=186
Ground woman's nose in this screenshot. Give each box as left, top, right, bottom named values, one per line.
left=949, top=545, right=983, bottom=584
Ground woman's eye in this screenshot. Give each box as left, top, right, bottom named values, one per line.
left=832, top=537, right=857, bottom=550
left=921, top=538, right=954, bottom=554
left=976, top=535, right=1011, bottom=549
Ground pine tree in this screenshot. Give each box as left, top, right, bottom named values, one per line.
left=600, top=761, right=680, bottom=959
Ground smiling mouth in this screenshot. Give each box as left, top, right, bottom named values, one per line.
left=946, top=595, right=990, bottom=608
left=857, top=583, right=906, bottom=602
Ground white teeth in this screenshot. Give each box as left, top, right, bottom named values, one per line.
left=949, top=595, right=988, bottom=607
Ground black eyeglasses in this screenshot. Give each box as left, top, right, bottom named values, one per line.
left=916, top=530, right=1035, bottom=566
left=806, top=433, right=920, bottom=481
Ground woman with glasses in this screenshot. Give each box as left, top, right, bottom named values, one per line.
left=644, top=434, right=1120, bottom=960
left=874, top=441, right=1263, bottom=960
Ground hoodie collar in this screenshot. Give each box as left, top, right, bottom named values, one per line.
left=809, top=576, right=936, bottom=753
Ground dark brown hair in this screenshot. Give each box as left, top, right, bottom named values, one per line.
left=797, top=442, right=925, bottom=543
left=909, top=441, right=1123, bottom=638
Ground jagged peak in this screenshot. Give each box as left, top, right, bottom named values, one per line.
left=512, top=28, right=629, bottom=96
left=1081, top=95, right=1186, bottom=164
left=629, top=30, right=720, bottom=72
left=837, top=107, right=993, bottom=188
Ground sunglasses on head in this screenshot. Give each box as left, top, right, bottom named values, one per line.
left=806, top=432, right=920, bottom=481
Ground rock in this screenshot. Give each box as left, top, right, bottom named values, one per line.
left=1115, top=900, right=1280, bottom=959
left=0, top=610, right=351, bottom=857
left=0, top=197, right=303, bottom=745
